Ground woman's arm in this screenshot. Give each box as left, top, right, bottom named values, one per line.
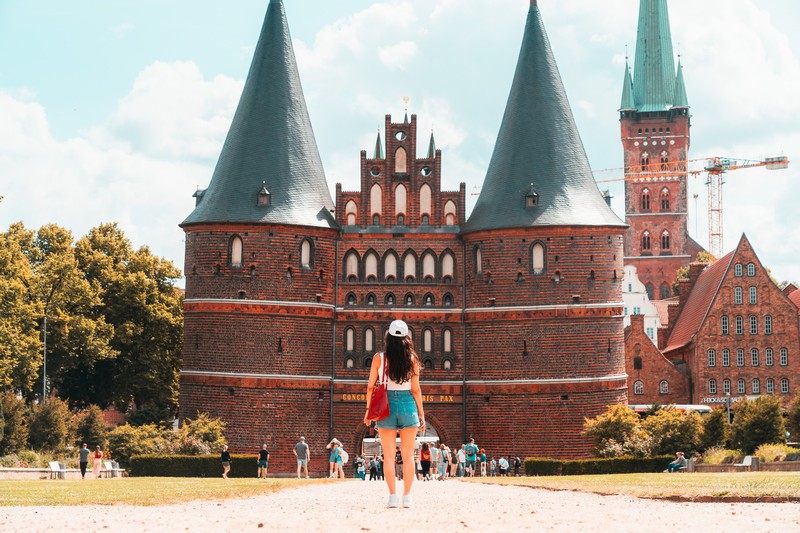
left=410, top=361, right=425, bottom=433
left=362, top=354, right=382, bottom=424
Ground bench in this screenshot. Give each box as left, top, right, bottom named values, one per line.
left=48, top=461, right=67, bottom=480
left=734, top=455, right=754, bottom=471
left=103, top=461, right=126, bottom=478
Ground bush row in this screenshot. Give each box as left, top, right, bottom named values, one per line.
left=129, top=454, right=260, bottom=477
left=524, top=455, right=674, bottom=476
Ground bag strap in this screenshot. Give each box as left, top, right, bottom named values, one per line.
left=379, top=352, right=388, bottom=386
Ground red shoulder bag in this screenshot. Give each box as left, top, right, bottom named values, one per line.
left=367, top=355, right=390, bottom=421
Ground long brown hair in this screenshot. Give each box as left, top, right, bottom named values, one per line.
left=384, top=332, right=418, bottom=384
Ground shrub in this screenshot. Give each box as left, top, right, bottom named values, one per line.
left=107, top=423, right=173, bottom=466
left=28, top=398, right=73, bottom=451
left=731, top=395, right=785, bottom=454
left=583, top=404, right=652, bottom=457
left=700, top=447, right=741, bottom=465
left=178, top=413, right=226, bottom=452
left=642, top=408, right=702, bottom=456
left=129, top=454, right=256, bottom=477
left=74, top=405, right=109, bottom=451
left=524, top=458, right=562, bottom=476
left=0, top=454, right=19, bottom=467
left=0, top=393, right=28, bottom=455
left=562, top=456, right=673, bottom=475
left=788, top=391, right=800, bottom=443
left=17, top=449, right=48, bottom=468
left=754, top=443, right=800, bottom=463
left=700, top=406, right=731, bottom=450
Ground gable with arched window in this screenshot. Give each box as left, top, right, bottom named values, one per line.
left=395, top=184, right=407, bottom=225
left=419, top=184, right=432, bottom=223
left=421, top=251, right=436, bottom=282
left=402, top=251, right=417, bottom=281
left=530, top=241, right=546, bottom=275
left=364, top=250, right=379, bottom=282
left=395, top=147, right=407, bottom=174
left=370, top=184, right=382, bottom=223
left=230, top=235, right=243, bottom=268
left=444, top=200, right=457, bottom=225
left=300, top=238, right=314, bottom=269
left=344, top=250, right=360, bottom=281
left=441, top=251, right=455, bottom=282
left=345, top=200, right=358, bottom=226
left=641, top=188, right=651, bottom=211
left=383, top=251, right=398, bottom=281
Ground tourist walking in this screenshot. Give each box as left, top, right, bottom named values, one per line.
left=293, top=436, right=310, bottom=479
left=394, top=446, right=403, bottom=481
left=363, top=319, right=426, bottom=508
left=420, top=443, right=432, bottom=480
left=220, top=445, right=231, bottom=479
left=77, top=443, right=90, bottom=479
left=490, top=457, right=497, bottom=477
left=465, top=438, right=478, bottom=477
left=257, top=444, right=269, bottom=479
left=449, top=445, right=459, bottom=477
left=369, top=456, right=379, bottom=480
left=479, top=449, right=487, bottom=477
left=92, top=446, right=104, bottom=479
left=514, top=456, right=522, bottom=476
left=438, top=444, right=449, bottom=480
left=498, top=456, right=509, bottom=476
left=457, top=445, right=466, bottom=477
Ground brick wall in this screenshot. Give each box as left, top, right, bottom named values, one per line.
left=626, top=314, right=690, bottom=403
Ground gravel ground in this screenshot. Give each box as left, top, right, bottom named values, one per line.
left=1, top=478, right=799, bottom=533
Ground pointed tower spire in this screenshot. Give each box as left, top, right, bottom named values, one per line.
left=373, top=130, right=384, bottom=159
left=620, top=59, right=636, bottom=111
left=632, top=0, right=676, bottom=111
left=672, top=58, right=689, bottom=108
left=427, top=131, right=437, bottom=159
left=463, top=2, right=623, bottom=232
left=182, top=0, right=334, bottom=228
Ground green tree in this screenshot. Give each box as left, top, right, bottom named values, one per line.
left=28, top=397, right=73, bottom=450
left=107, top=423, right=172, bottom=466
left=700, top=406, right=732, bottom=450
left=0, top=393, right=29, bottom=454
left=642, top=408, right=703, bottom=456
left=731, top=396, right=785, bottom=454
left=74, top=404, right=109, bottom=451
left=787, top=390, right=800, bottom=443
left=176, top=413, right=226, bottom=454
left=583, top=404, right=652, bottom=457
left=672, top=251, right=716, bottom=296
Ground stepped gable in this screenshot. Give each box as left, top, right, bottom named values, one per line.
left=632, top=0, right=678, bottom=111
left=463, top=1, right=623, bottom=233
left=182, top=0, right=335, bottom=228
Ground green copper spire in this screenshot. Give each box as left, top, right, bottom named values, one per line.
left=673, top=59, right=689, bottom=108
left=620, top=60, right=636, bottom=111
left=374, top=131, right=384, bottom=159
left=427, top=131, right=437, bottom=159
left=182, top=0, right=334, bottom=228
left=632, top=0, right=676, bottom=112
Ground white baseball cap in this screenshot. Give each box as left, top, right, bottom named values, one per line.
left=388, top=319, right=409, bottom=337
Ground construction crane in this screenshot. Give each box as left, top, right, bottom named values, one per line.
left=594, top=155, right=789, bottom=258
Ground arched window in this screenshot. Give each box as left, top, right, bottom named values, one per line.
left=780, top=348, right=788, bottom=366
left=364, top=328, right=374, bottom=353
left=735, top=287, right=743, bottom=305
left=660, top=156, right=669, bottom=171
left=230, top=236, right=243, bottom=267
left=734, top=263, right=743, bottom=277
left=660, top=282, right=670, bottom=299
left=750, top=315, right=758, bottom=335
left=394, top=147, right=407, bottom=174
left=738, top=379, right=746, bottom=394
left=394, top=184, right=407, bottom=223
left=634, top=381, right=644, bottom=395
left=443, top=359, right=452, bottom=371
left=345, top=328, right=355, bottom=352
left=385, top=293, right=395, bottom=306
left=423, top=359, right=433, bottom=370
left=645, top=283, right=654, bottom=301
left=723, top=379, right=731, bottom=394
left=633, top=356, right=642, bottom=370
left=345, top=358, right=355, bottom=369
left=752, top=378, right=761, bottom=394
left=749, top=287, right=757, bottom=305
left=641, top=188, right=651, bottom=211
left=747, top=263, right=756, bottom=276
left=444, top=201, right=457, bottom=225
left=404, top=293, right=415, bottom=306
left=346, top=293, right=357, bottom=306
left=420, top=184, right=432, bottom=222
left=735, top=316, right=743, bottom=335
left=736, top=348, right=744, bottom=366
left=709, top=379, right=717, bottom=394
left=641, top=156, right=649, bottom=172
left=641, top=231, right=651, bottom=251
left=660, top=380, right=669, bottom=394
left=373, top=214, right=381, bottom=225
left=766, top=378, right=774, bottom=394
left=441, top=252, right=455, bottom=282
left=344, top=251, right=359, bottom=281
left=384, top=252, right=398, bottom=281
left=721, top=315, right=729, bottom=335
left=781, top=378, right=790, bottom=394
left=661, top=230, right=671, bottom=250
left=364, top=252, right=379, bottom=282
left=346, top=200, right=358, bottom=226
left=660, top=188, right=670, bottom=210
left=364, top=357, right=373, bottom=369
left=370, top=184, right=382, bottom=221
left=474, top=246, right=483, bottom=275
left=300, top=239, right=313, bottom=269
left=722, top=349, right=730, bottom=366
left=765, top=315, right=773, bottom=335
left=708, top=349, right=716, bottom=367
left=531, top=242, right=545, bottom=275
left=423, top=329, right=433, bottom=353
left=422, top=252, right=436, bottom=281
left=403, top=252, right=417, bottom=281
left=443, top=329, right=452, bottom=353
left=443, top=293, right=453, bottom=307
left=766, top=348, right=774, bottom=366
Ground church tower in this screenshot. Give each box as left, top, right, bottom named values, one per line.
left=621, top=0, right=703, bottom=301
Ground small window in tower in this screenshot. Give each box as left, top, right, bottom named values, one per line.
left=230, top=236, right=243, bottom=268
left=405, top=293, right=414, bottom=306
left=345, top=358, right=355, bottom=369
left=421, top=214, right=429, bottom=224
left=531, top=242, right=545, bottom=275
left=346, top=200, right=358, bottom=226
left=385, top=293, right=395, bottom=306
left=443, top=293, right=453, bottom=307
left=641, top=188, right=651, bottom=211
left=300, top=239, right=313, bottom=269
left=346, top=293, right=357, bottom=306
left=443, top=359, right=452, bottom=371
left=641, top=231, right=651, bottom=251
left=661, top=282, right=670, bottom=299
left=395, top=147, right=408, bottom=174
left=424, top=294, right=434, bottom=306
left=474, top=246, right=483, bottom=275
left=641, top=156, right=649, bottom=171
left=661, top=231, right=671, bottom=250
left=373, top=214, right=381, bottom=225
left=366, top=293, right=376, bottom=306
left=444, top=201, right=457, bottom=226
left=660, top=188, right=670, bottom=211
left=365, top=328, right=374, bottom=352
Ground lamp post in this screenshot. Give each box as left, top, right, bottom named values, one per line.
left=42, top=316, right=47, bottom=403
left=725, top=392, right=731, bottom=424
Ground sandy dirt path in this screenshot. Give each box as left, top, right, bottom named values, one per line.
left=1, top=478, right=799, bottom=532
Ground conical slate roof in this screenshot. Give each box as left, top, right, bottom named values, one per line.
left=182, top=0, right=335, bottom=228
left=463, top=2, right=624, bottom=233
left=632, top=0, right=676, bottom=112
left=673, top=59, right=689, bottom=108
left=620, top=61, right=636, bottom=111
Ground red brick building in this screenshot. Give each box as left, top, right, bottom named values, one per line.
left=625, top=314, right=689, bottom=404
left=626, top=235, right=800, bottom=407
left=179, top=0, right=627, bottom=474
left=620, top=0, right=704, bottom=300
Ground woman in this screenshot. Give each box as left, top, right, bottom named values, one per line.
left=364, top=319, right=425, bottom=508
left=326, top=439, right=344, bottom=478
left=479, top=449, right=487, bottom=477
left=92, top=446, right=104, bottom=479
left=449, top=444, right=459, bottom=478
left=420, top=443, right=432, bottom=481
left=220, top=445, right=231, bottom=479
left=438, top=444, right=449, bottom=480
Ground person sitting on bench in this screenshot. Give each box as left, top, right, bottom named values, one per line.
left=666, top=451, right=687, bottom=472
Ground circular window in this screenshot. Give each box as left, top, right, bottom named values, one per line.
left=421, top=167, right=432, bottom=177
left=395, top=131, right=407, bottom=141
left=370, top=168, right=381, bottom=177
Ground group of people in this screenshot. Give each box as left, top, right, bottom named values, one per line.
left=76, top=443, right=105, bottom=479
left=219, top=436, right=312, bottom=480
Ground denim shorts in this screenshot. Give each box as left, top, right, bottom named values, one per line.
left=376, top=390, right=420, bottom=430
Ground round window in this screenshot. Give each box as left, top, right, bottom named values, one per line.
left=370, top=168, right=381, bottom=177
left=421, top=167, right=432, bottom=177
left=395, top=131, right=407, bottom=141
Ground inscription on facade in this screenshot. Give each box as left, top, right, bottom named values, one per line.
left=336, top=394, right=461, bottom=403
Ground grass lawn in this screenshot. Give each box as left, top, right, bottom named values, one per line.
left=468, top=472, right=800, bottom=501
left=0, top=477, right=331, bottom=506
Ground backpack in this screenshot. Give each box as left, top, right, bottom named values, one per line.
left=339, top=448, right=349, bottom=464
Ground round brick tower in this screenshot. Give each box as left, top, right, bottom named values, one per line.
left=460, top=1, right=628, bottom=458
left=179, top=0, right=339, bottom=473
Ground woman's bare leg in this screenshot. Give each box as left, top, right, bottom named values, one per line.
left=399, top=427, right=418, bottom=495
left=378, top=429, right=397, bottom=494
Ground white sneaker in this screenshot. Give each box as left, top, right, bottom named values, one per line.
left=387, top=494, right=400, bottom=508
left=402, top=495, right=414, bottom=508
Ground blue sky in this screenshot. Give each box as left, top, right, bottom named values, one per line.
left=1, top=0, right=798, bottom=285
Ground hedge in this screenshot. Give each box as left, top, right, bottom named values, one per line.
left=524, top=455, right=674, bottom=476
left=129, top=454, right=260, bottom=477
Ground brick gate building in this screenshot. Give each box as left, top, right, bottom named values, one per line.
left=179, top=0, right=627, bottom=475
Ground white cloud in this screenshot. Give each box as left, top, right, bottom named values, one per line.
left=378, top=41, right=418, bottom=70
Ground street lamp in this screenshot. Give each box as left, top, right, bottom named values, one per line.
left=725, top=392, right=731, bottom=424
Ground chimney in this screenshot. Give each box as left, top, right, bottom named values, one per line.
left=630, top=313, right=645, bottom=332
